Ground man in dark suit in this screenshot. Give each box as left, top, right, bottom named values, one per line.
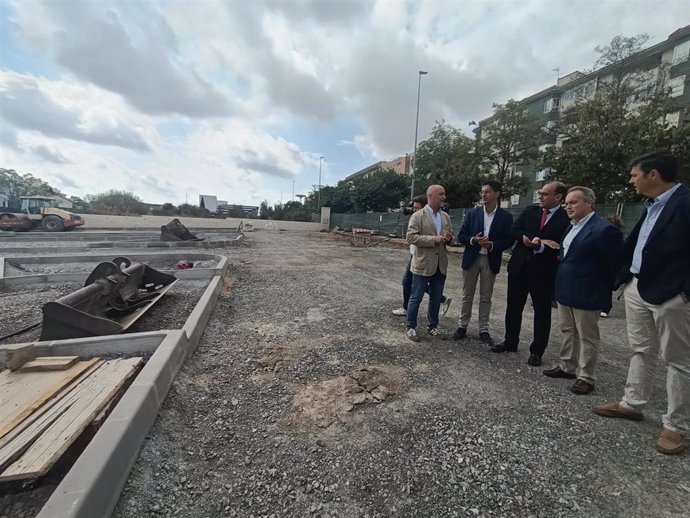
left=593, top=151, right=690, bottom=455
left=491, top=181, right=570, bottom=366
left=543, top=187, right=623, bottom=394
left=453, top=180, right=514, bottom=346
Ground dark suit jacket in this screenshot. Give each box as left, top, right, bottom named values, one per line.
left=615, top=184, right=690, bottom=305
left=507, top=205, right=570, bottom=277
left=457, top=206, right=514, bottom=274
left=555, top=213, right=624, bottom=312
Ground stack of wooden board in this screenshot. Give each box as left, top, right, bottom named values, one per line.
left=0, top=356, right=142, bottom=481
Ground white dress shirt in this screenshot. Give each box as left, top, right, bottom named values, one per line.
left=562, top=211, right=595, bottom=257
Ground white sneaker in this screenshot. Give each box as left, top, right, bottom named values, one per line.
left=428, top=327, right=442, bottom=337
left=441, top=297, right=453, bottom=317
left=392, top=307, right=407, bottom=316
left=406, top=328, right=420, bottom=342
left=600, top=311, right=609, bottom=318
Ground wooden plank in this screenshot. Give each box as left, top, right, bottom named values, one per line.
left=19, top=356, right=79, bottom=372
left=0, top=357, right=143, bottom=481
left=0, top=358, right=100, bottom=440
left=0, top=361, right=104, bottom=471
left=4, top=345, right=35, bottom=371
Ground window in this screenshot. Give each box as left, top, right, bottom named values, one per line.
left=666, top=111, right=681, bottom=128
left=672, top=40, right=690, bottom=66
left=533, top=190, right=541, bottom=203
left=510, top=194, right=520, bottom=206
left=543, top=98, right=560, bottom=113
left=539, top=144, right=552, bottom=153
left=536, top=168, right=550, bottom=181
left=670, top=75, right=685, bottom=97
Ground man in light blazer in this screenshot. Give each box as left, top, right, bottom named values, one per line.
left=405, top=184, right=453, bottom=342
left=543, top=187, right=623, bottom=395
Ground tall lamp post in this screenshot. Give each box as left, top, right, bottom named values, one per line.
left=410, top=70, right=428, bottom=200
left=317, top=156, right=324, bottom=210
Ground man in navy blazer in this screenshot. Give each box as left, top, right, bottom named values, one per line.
left=543, top=187, right=623, bottom=395
left=453, top=180, right=514, bottom=346
left=593, top=150, right=690, bottom=455
left=491, top=181, right=570, bottom=366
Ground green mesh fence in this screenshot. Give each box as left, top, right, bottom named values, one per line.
left=328, top=203, right=645, bottom=238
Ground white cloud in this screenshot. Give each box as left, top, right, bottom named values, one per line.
left=0, top=71, right=154, bottom=151
left=2, top=0, right=688, bottom=205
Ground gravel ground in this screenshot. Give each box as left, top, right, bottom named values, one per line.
left=113, top=231, right=689, bottom=518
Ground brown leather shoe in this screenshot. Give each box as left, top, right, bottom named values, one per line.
left=592, top=402, right=644, bottom=421
left=543, top=366, right=576, bottom=379
left=570, top=379, right=594, bottom=395
left=655, top=428, right=687, bottom=455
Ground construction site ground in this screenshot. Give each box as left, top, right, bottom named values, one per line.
left=108, top=231, right=688, bottom=518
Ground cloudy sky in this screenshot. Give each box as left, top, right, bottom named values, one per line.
left=0, top=0, right=687, bottom=207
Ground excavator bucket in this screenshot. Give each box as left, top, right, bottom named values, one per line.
left=160, top=218, right=204, bottom=241
left=40, top=257, right=178, bottom=341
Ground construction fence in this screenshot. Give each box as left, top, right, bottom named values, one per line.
left=330, top=203, right=645, bottom=238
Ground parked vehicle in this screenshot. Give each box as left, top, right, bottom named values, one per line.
left=0, top=196, right=85, bottom=232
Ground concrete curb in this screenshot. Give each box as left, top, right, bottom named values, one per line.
left=86, top=235, right=242, bottom=249
left=34, top=272, right=226, bottom=517
left=0, top=332, right=168, bottom=369
left=0, top=253, right=228, bottom=287
left=35, top=330, right=190, bottom=518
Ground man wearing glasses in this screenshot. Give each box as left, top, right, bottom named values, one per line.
left=492, top=181, right=570, bottom=366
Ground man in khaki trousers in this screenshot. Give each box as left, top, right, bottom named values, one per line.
left=542, top=187, right=623, bottom=394
left=593, top=151, right=690, bottom=455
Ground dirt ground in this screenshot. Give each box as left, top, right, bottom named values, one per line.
left=109, top=230, right=688, bottom=518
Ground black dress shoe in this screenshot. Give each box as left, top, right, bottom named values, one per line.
left=527, top=354, right=542, bottom=366
left=491, top=342, right=517, bottom=353
left=479, top=332, right=494, bottom=347
left=452, top=327, right=467, bottom=340
left=543, top=366, right=576, bottom=379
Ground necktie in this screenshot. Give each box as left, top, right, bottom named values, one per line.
left=539, top=208, right=549, bottom=229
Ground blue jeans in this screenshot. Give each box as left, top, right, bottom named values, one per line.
left=406, top=268, right=446, bottom=330
left=402, top=257, right=447, bottom=310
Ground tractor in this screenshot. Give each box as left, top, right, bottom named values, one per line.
left=0, top=196, right=85, bottom=232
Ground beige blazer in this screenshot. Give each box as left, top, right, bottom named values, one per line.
left=406, top=207, right=452, bottom=276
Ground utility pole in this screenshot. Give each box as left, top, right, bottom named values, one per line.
left=317, top=156, right=324, bottom=210
left=410, top=70, right=428, bottom=200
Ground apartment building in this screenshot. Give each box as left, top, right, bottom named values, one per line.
left=478, top=25, right=690, bottom=208
left=344, top=154, right=411, bottom=182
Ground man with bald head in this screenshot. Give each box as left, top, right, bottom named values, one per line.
left=405, top=185, right=453, bottom=341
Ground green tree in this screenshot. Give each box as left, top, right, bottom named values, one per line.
left=0, top=168, right=58, bottom=207
left=348, top=169, right=410, bottom=212
left=86, top=190, right=147, bottom=215
left=305, top=184, right=355, bottom=213
left=473, top=100, right=540, bottom=197
left=68, top=195, right=90, bottom=211
left=153, top=202, right=179, bottom=216
left=178, top=203, right=208, bottom=217
left=414, top=120, right=482, bottom=208
left=542, top=34, right=689, bottom=201
left=259, top=200, right=273, bottom=219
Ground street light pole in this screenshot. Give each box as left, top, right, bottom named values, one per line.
left=410, top=70, right=428, bottom=200
left=292, top=180, right=295, bottom=202
left=317, top=156, right=324, bottom=210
